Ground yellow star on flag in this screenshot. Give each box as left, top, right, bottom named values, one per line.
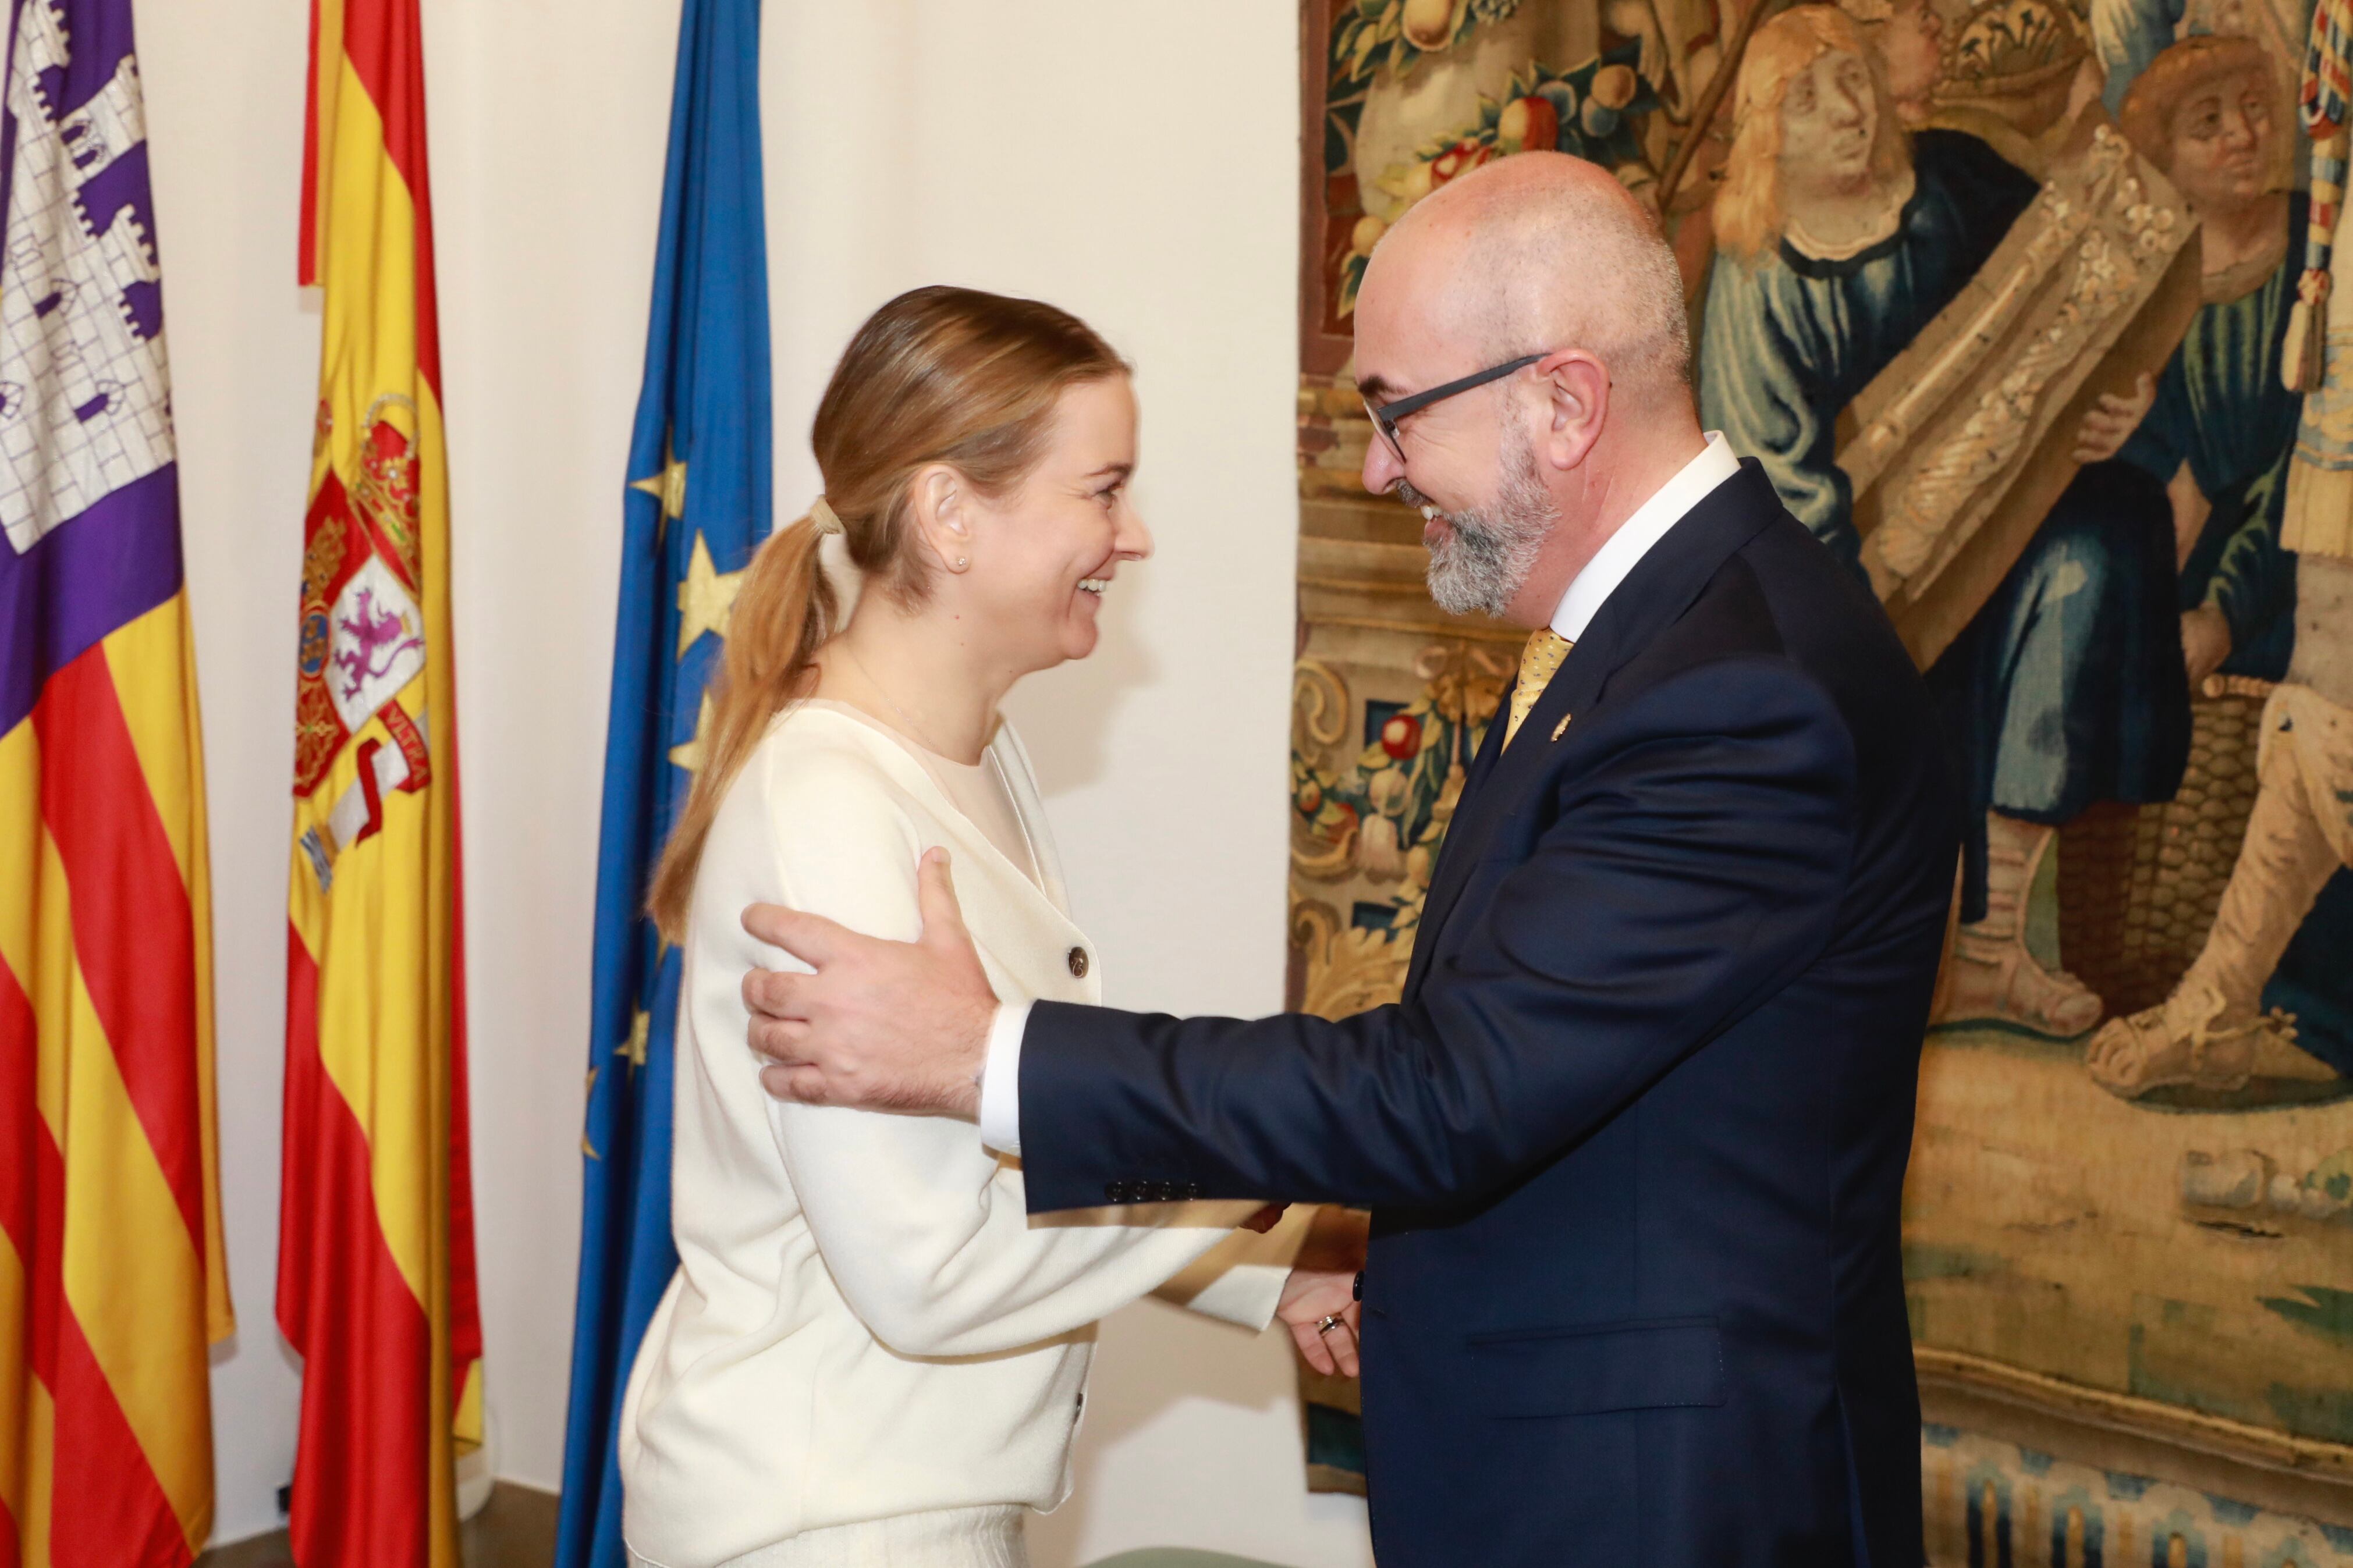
left=616, top=1006, right=652, bottom=1071
left=582, top=1065, right=602, bottom=1161
left=631, top=436, right=687, bottom=534
left=677, top=529, right=746, bottom=656
left=669, top=689, right=715, bottom=777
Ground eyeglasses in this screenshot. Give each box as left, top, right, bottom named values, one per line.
left=1360, top=353, right=1543, bottom=465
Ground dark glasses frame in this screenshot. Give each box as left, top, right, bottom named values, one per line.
left=1361, top=353, right=1543, bottom=463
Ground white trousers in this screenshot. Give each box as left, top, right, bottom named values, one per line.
left=634, top=1506, right=1029, bottom=1568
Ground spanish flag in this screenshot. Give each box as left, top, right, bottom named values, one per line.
left=0, top=0, right=233, bottom=1562
left=278, top=1, right=484, bottom=1564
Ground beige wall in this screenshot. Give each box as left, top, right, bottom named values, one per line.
left=144, top=1, right=1370, bottom=1563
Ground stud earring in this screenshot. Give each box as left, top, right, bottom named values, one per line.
left=954, top=556, right=969, bottom=570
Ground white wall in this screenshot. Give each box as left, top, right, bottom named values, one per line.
left=146, top=1, right=1371, bottom=1563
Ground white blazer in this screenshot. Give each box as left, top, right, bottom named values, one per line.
left=619, top=704, right=1303, bottom=1568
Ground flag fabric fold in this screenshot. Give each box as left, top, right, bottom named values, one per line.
left=276, top=1, right=483, bottom=1565
left=0, top=1, right=230, bottom=1563
left=556, top=2, right=771, bottom=1562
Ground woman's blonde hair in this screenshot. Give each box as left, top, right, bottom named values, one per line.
left=2118, top=34, right=2292, bottom=188
left=646, top=285, right=1127, bottom=941
left=1715, top=5, right=1910, bottom=262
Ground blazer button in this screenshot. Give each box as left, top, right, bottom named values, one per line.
left=1067, top=946, right=1089, bottom=978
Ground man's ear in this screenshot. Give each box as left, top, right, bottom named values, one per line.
left=1535, top=349, right=1610, bottom=472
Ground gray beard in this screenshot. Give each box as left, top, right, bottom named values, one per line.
left=1402, top=433, right=1556, bottom=618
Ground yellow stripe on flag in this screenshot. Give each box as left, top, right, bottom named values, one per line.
left=100, top=599, right=233, bottom=1343
left=0, top=723, right=35, bottom=997
left=41, top=834, right=212, bottom=1549
left=97, top=599, right=198, bottom=889
left=17, top=1374, right=52, bottom=1568
left=313, top=56, right=428, bottom=481
left=298, top=759, right=436, bottom=1307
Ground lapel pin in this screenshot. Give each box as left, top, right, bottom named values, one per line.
left=1551, top=713, right=1573, bottom=742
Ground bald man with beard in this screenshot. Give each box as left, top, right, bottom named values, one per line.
left=739, top=154, right=1960, bottom=1567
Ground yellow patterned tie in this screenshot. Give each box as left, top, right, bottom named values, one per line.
left=1503, top=629, right=1573, bottom=749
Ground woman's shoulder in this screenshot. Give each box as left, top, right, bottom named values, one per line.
left=694, top=705, right=930, bottom=918
left=727, top=704, right=929, bottom=835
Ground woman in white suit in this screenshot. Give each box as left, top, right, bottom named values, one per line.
left=618, top=287, right=1362, bottom=1568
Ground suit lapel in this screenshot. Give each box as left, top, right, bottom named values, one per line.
left=1408, top=623, right=1617, bottom=990
left=1401, top=461, right=1788, bottom=993
left=1407, top=680, right=1514, bottom=990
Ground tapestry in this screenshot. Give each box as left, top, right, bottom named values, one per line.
left=1919, top=1427, right=2353, bottom=1565
left=1290, top=0, right=2353, bottom=1521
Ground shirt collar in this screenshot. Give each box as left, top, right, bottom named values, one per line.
left=1549, top=432, right=1740, bottom=643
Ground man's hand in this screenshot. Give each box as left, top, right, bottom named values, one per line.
left=1276, top=1207, right=1371, bottom=1378
left=2072, top=371, right=2155, bottom=464
left=744, top=847, right=997, bottom=1118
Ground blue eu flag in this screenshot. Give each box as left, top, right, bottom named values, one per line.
left=556, top=1, right=769, bottom=1561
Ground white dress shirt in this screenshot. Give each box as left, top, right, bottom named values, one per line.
left=977, top=432, right=1742, bottom=1155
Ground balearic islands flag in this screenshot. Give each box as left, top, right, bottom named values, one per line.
left=276, top=2, right=483, bottom=1565
left=555, top=1, right=771, bottom=1561
left=0, top=0, right=233, bottom=1563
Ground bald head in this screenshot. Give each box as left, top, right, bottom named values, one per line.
left=1358, top=152, right=1690, bottom=407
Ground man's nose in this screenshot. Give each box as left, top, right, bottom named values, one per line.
left=1362, top=434, right=1404, bottom=495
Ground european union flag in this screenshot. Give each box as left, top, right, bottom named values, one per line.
left=556, top=1, right=769, bottom=1562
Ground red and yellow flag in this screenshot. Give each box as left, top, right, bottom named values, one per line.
left=279, top=1, right=484, bottom=1564
left=0, top=1, right=232, bottom=1563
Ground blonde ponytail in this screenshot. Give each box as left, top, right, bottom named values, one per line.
left=647, top=512, right=836, bottom=942
left=644, top=284, right=1127, bottom=945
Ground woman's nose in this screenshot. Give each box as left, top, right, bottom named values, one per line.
left=1118, top=504, right=1155, bottom=562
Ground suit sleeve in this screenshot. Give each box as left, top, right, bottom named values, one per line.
left=753, top=753, right=1279, bottom=1357
left=1015, top=657, right=1858, bottom=1214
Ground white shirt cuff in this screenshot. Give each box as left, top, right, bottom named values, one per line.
left=978, top=1000, right=1031, bottom=1155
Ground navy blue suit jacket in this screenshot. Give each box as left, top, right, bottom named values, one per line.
left=1018, top=462, right=1958, bottom=1567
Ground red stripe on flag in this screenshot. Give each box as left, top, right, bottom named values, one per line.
left=0, top=964, right=193, bottom=1568
left=51, top=1319, right=194, bottom=1568
left=0, top=966, right=24, bottom=1568
left=0, top=961, right=50, bottom=1388
left=30, top=650, right=205, bottom=1249
left=297, top=0, right=324, bottom=286
left=276, top=927, right=432, bottom=1568
left=334, top=0, right=442, bottom=394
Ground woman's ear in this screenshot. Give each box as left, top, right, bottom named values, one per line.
left=910, top=464, right=974, bottom=575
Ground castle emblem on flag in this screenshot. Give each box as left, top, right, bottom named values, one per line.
left=0, top=0, right=171, bottom=557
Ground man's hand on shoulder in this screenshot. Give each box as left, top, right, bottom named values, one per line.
left=744, top=847, right=995, bottom=1118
